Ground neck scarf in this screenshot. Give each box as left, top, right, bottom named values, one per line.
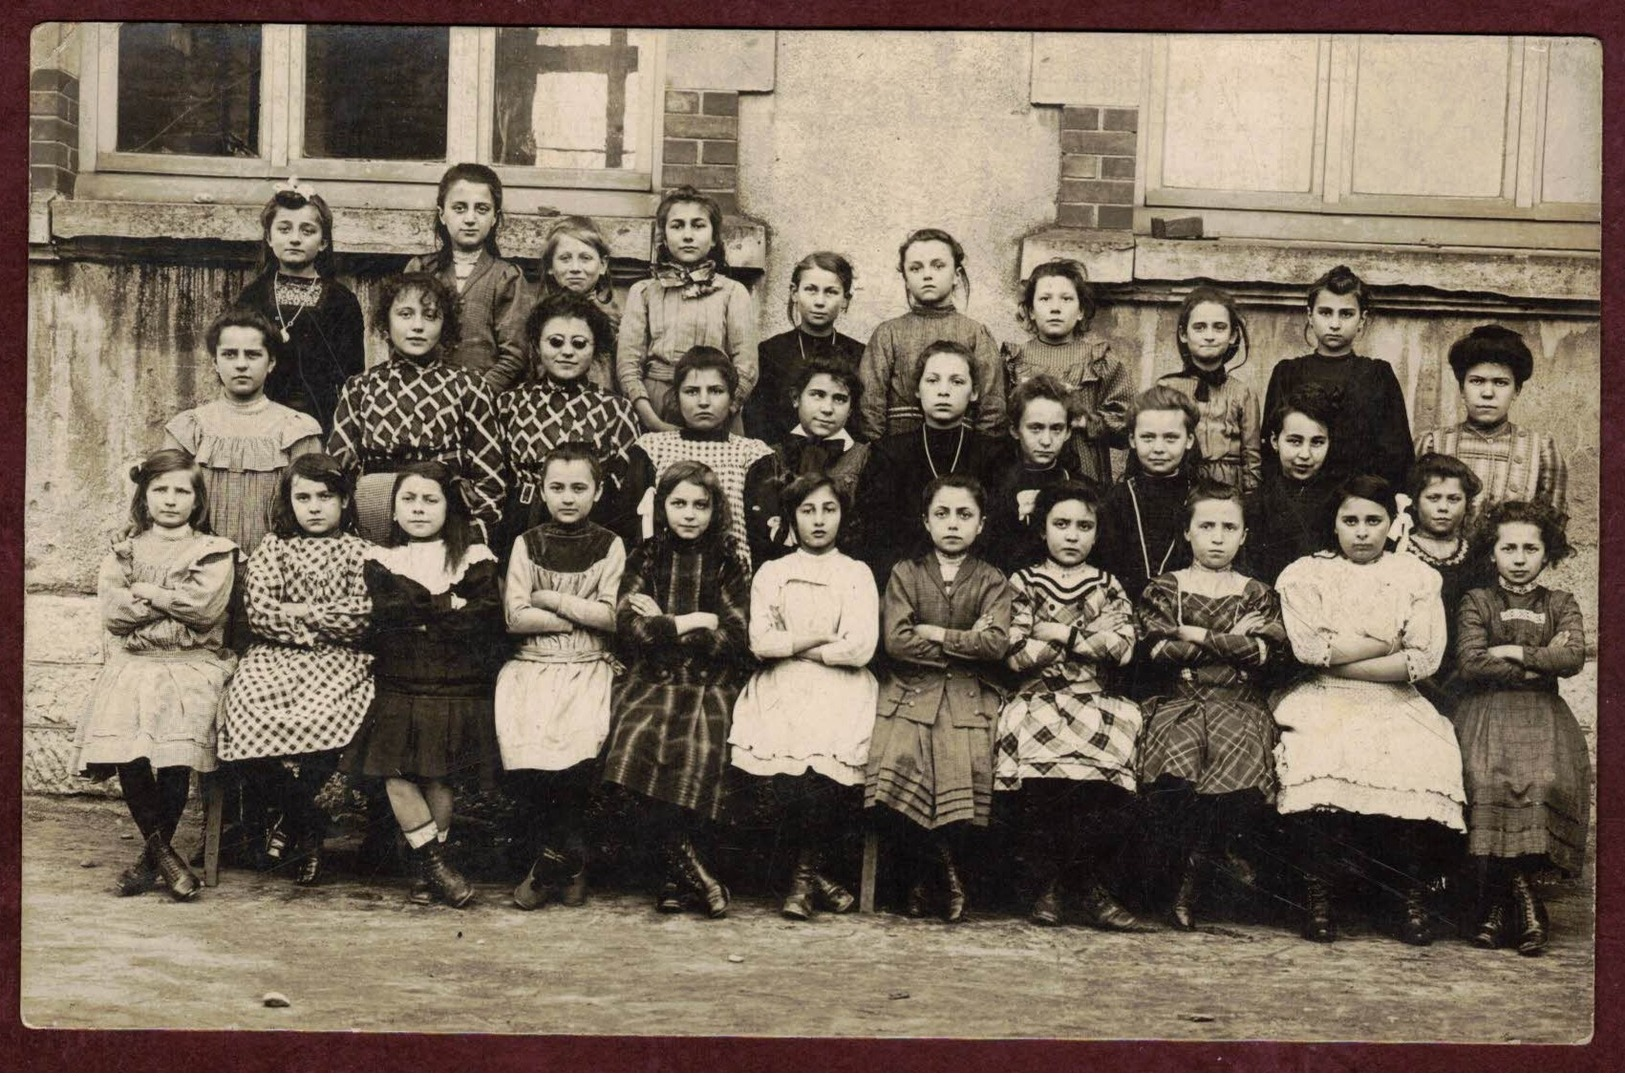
left=653, top=259, right=720, bottom=299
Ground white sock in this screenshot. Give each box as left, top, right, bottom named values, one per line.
left=404, top=822, right=437, bottom=850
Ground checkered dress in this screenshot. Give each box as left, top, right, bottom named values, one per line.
left=1135, top=571, right=1286, bottom=798
left=219, top=533, right=375, bottom=761
left=626, top=431, right=774, bottom=568
left=994, top=564, right=1142, bottom=792
left=326, top=353, right=504, bottom=543
left=1453, top=585, right=1590, bottom=876
left=1414, top=421, right=1568, bottom=521
left=600, top=535, right=752, bottom=820
left=496, top=375, right=642, bottom=544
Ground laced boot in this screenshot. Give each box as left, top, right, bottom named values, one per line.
left=1398, top=886, right=1434, bottom=946
left=414, top=842, right=474, bottom=909
left=1029, top=879, right=1062, bottom=927
left=1079, top=881, right=1155, bottom=932
left=674, top=836, right=730, bottom=918
left=1511, top=873, right=1548, bottom=957
left=147, top=832, right=201, bottom=902
left=1472, top=894, right=1509, bottom=950
left=781, top=849, right=817, bottom=921
left=937, top=841, right=967, bottom=924
left=810, top=870, right=856, bottom=914
left=113, top=847, right=159, bottom=898
left=1171, top=851, right=1203, bottom=931
left=1302, top=875, right=1336, bottom=943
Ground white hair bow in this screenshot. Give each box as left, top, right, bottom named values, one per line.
left=273, top=175, right=317, bottom=200
left=1387, top=492, right=1415, bottom=547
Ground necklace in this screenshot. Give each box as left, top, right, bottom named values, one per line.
left=1126, top=477, right=1179, bottom=581
left=922, top=425, right=966, bottom=478
left=1501, top=577, right=1540, bottom=595
left=795, top=325, right=837, bottom=369
left=1407, top=531, right=1466, bottom=566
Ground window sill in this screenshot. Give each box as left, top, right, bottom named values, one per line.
left=38, top=196, right=767, bottom=271
left=1020, top=229, right=1599, bottom=305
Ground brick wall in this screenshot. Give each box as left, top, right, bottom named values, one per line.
left=662, top=89, right=739, bottom=211
left=1056, top=105, right=1137, bottom=230
left=30, top=66, right=79, bottom=199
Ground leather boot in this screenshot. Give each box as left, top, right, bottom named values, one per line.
left=1511, top=872, right=1548, bottom=956
left=147, top=832, right=201, bottom=902
left=1472, top=896, right=1509, bottom=949
left=810, top=871, right=856, bottom=914
left=904, top=873, right=931, bottom=919
left=559, top=863, right=589, bottom=907
left=415, top=842, right=474, bottom=909
left=781, top=849, right=817, bottom=921
left=293, top=843, right=324, bottom=887
left=937, top=841, right=966, bottom=924
left=1171, top=852, right=1202, bottom=931
left=1079, top=882, right=1155, bottom=932
left=113, top=847, right=159, bottom=898
left=1398, top=886, right=1433, bottom=946
left=656, top=873, right=687, bottom=914
left=674, top=836, right=729, bottom=919
left=1029, top=879, right=1062, bottom=927
left=512, top=860, right=551, bottom=911
left=1302, top=876, right=1336, bottom=943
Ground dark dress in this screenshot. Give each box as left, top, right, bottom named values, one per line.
left=1136, top=571, right=1286, bottom=798
left=1242, top=470, right=1340, bottom=585
left=851, top=424, right=1008, bottom=589
left=743, top=429, right=870, bottom=568
left=495, top=374, right=643, bottom=552
left=981, top=458, right=1074, bottom=575
left=1094, top=465, right=1196, bottom=606
left=600, top=535, right=752, bottom=821
left=1261, top=352, right=1414, bottom=489
left=1401, top=533, right=1494, bottom=716
left=235, top=272, right=366, bottom=438
left=1453, top=585, right=1589, bottom=876
left=743, top=326, right=865, bottom=446
left=344, top=545, right=505, bottom=788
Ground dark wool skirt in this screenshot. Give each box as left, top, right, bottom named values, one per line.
left=343, top=684, right=500, bottom=790
left=1454, top=687, right=1591, bottom=877
left=601, top=673, right=737, bottom=821
left=1138, top=684, right=1278, bottom=800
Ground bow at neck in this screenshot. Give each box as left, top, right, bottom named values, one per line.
left=653, top=259, right=720, bottom=299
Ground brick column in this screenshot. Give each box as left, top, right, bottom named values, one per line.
left=662, top=89, right=739, bottom=212
left=30, top=67, right=79, bottom=199
left=1056, top=106, right=1137, bottom=230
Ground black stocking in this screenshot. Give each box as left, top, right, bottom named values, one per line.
left=116, top=761, right=166, bottom=840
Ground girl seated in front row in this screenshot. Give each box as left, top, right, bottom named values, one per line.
left=496, top=444, right=626, bottom=911
left=1136, top=482, right=1285, bottom=931
left=866, top=474, right=1012, bottom=923
left=219, top=453, right=374, bottom=889
left=75, top=449, right=238, bottom=901
left=730, top=472, right=880, bottom=921
left=1454, top=500, right=1588, bottom=957
left=601, top=461, right=753, bottom=918
left=995, top=479, right=1148, bottom=932
left=343, top=462, right=505, bottom=908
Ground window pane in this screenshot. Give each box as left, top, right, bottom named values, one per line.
left=116, top=23, right=261, bottom=156
left=303, top=26, right=448, bottom=160
left=1351, top=37, right=1509, bottom=199
left=1541, top=38, right=1601, bottom=205
left=492, top=28, right=652, bottom=170
left=1160, top=35, right=1320, bottom=193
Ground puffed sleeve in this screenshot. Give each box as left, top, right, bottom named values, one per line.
left=1238, top=386, right=1262, bottom=496
left=98, top=546, right=159, bottom=635
left=1138, top=574, right=1204, bottom=666
left=883, top=562, right=946, bottom=667
left=1084, top=346, right=1133, bottom=448
left=244, top=537, right=316, bottom=647
left=616, top=541, right=678, bottom=647
left=551, top=537, right=624, bottom=633
left=1537, top=434, right=1570, bottom=524
left=1203, top=579, right=1282, bottom=668
left=615, top=281, right=654, bottom=407
left=817, top=558, right=880, bottom=668
left=970, top=322, right=1007, bottom=435
left=483, top=262, right=531, bottom=395
left=1521, top=590, right=1586, bottom=677
left=681, top=550, right=752, bottom=662
left=1397, top=564, right=1447, bottom=683
left=303, top=542, right=372, bottom=644
left=150, top=542, right=237, bottom=631
left=162, top=410, right=200, bottom=455
left=325, top=376, right=364, bottom=472
left=1277, top=558, right=1337, bottom=667
left=1369, top=361, right=1415, bottom=490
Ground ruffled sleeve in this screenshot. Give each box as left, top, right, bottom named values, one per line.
left=1277, top=555, right=1338, bottom=667
left=1397, top=558, right=1447, bottom=683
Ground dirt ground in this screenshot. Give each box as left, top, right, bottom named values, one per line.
left=18, top=794, right=1592, bottom=1044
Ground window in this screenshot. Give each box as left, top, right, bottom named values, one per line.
left=79, top=22, right=664, bottom=198
left=1143, top=35, right=1601, bottom=243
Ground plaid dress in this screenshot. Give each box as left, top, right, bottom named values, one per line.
left=219, top=533, right=374, bottom=761
left=495, top=375, right=642, bottom=548
left=326, top=352, right=505, bottom=544
left=865, top=554, right=1013, bottom=829
left=994, top=563, right=1141, bottom=792
left=601, top=535, right=752, bottom=820
left=1135, top=570, right=1285, bottom=798
left=1453, top=585, right=1590, bottom=876
left=1414, top=421, right=1568, bottom=522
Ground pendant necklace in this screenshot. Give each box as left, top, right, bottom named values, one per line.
left=922, top=425, right=966, bottom=478
left=1126, top=477, right=1178, bottom=581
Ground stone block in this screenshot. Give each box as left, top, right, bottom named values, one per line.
left=661, top=165, right=738, bottom=191
left=663, top=113, right=738, bottom=141
left=25, top=593, right=105, bottom=664
left=1059, top=130, right=1137, bottom=157
left=665, top=31, right=776, bottom=92
left=663, top=138, right=699, bottom=164
left=23, top=725, right=105, bottom=795
left=25, top=662, right=103, bottom=730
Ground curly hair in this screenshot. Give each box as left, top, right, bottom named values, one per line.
left=372, top=271, right=463, bottom=352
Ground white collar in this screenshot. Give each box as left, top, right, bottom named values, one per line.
left=791, top=424, right=854, bottom=450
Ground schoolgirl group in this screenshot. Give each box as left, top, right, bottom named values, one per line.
left=75, top=163, right=1587, bottom=961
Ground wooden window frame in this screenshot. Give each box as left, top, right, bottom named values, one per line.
left=1143, top=34, right=1600, bottom=228
left=76, top=23, right=666, bottom=204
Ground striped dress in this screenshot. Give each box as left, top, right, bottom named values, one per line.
left=1135, top=569, right=1285, bottom=798
left=865, top=553, right=1013, bottom=829
left=616, top=274, right=758, bottom=422
left=601, top=534, right=752, bottom=820
left=1413, top=420, right=1568, bottom=522
left=856, top=305, right=1006, bottom=441
left=994, top=563, right=1141, bottom=792
left=1004, top=334, right=1131, bottom=485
